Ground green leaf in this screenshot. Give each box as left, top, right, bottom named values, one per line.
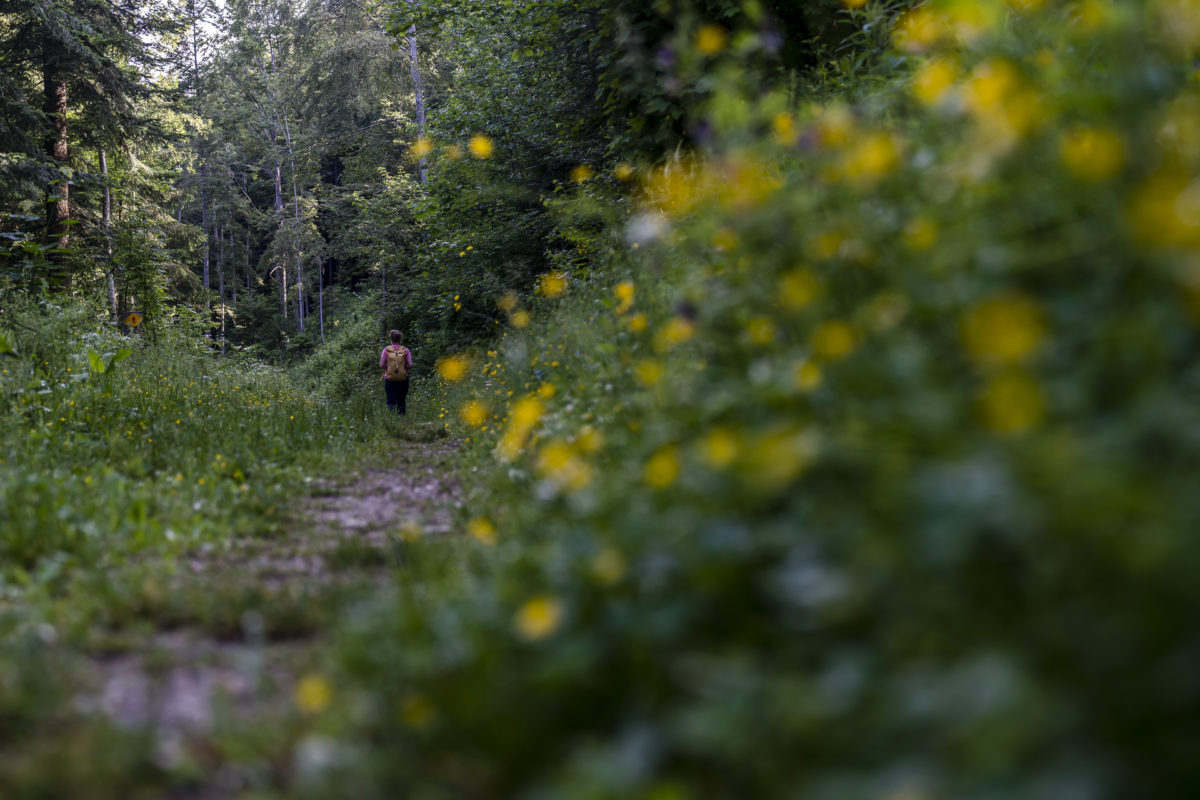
left=0, top=331, right=14, bottom=356
left=110, top=349, right=133, bottom=365
left=88, top=350, right=106, bottom=375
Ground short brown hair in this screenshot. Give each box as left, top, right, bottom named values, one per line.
left=389, top=329, right=403, bottom=344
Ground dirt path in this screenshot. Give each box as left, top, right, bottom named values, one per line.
left=77, top=436, right=461, bottom=791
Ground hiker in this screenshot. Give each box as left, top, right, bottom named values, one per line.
left=380, top=330, right=413, bottom=414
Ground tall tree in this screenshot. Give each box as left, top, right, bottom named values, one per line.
left=0, top=0, right=171, bottom=289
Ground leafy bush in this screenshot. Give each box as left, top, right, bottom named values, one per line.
left=324, top=3, right=1200, bottom=798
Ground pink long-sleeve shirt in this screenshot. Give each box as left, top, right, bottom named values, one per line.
left=380, top=345, right=413, bottom=372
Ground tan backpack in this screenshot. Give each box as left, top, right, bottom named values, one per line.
left=385, top=345, right=409, bottom=380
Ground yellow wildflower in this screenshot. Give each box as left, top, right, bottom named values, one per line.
left=961, top=295, right=1046, bottom=367
left=511, top=310, right=531, bottom=328
left=468, top=135, right=493, bottom=158
left=436, top=355, right=469, bottom=382
left=904, top=217, right=939, bottom=251
left=745, top=317, right=777, bottom=345
left=591, top=548, right=627, bottom=585
left=695, top=24, right=728, bottom=55
left=614, top=281, right=635, bottom=314
left=644, top=447, right=680, bottom=489
left=497, top=292, right=519, bottom=313
left=654, top=316, right=696, bottom=352
left=514, top=595, right=564, bottom=641
left=294, top=675, right=332, bottom=714
left=411, top=138, right=433, bottom=158
left=912, top=56, right=958, bottom=107
left=459, top=400, right=489, bottom=426
left=467, top=517, right=497, bottom=546
left=538, top=272, right=568, bottom=298
left=779, top=268, right=822, bottom=309
left=634, top=359, right=665, bottom=386
left=980, top=370, right=1045, bottom=433
left=1059, top=127, right=1126, bottom=182
left=794, top=360, right=823, bottom=392
left=811, top=321, right=858, bottom=361
left=570, top=164, right=594, bottom=183
left=700, top=427, right=739, bottom=469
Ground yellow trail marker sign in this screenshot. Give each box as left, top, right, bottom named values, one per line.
left=122, top=312, right=143, bottom=327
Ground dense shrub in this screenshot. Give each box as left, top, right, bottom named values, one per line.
left=325, top=3, right=1200, bottom=798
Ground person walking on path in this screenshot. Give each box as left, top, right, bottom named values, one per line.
left=381, top=330, right=413, bottom=415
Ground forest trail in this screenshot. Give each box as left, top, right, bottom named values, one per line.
left=80, top=432, right=460, bottom=771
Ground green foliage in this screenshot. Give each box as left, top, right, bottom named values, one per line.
left=321, top=3, right=1200, bottom=798
left=0, top=297, right=386, bottom=587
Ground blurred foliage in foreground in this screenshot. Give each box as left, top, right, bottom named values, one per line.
left=316, top=2, right=1200, bottom=798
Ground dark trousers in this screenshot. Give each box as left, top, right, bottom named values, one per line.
left=385, top=379, right=409, bottom=414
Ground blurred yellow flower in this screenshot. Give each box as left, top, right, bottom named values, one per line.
left=436, top=355, right=469, bottom=382
left=904, top=216, right=939, bottom=250
left=467, top=517, right=497, bottom=546
left=460, top=400, right=489, bottom=426
left=700, top=427, right=739, bottom=469
left=634, top=359, right=665, bottom=386
left=980, top=370, right=1045, bottom=433
left=712, top=227, right=739, bottom=251
left=628, top=313, right=649, bottom=332
left=912, top=56, right=959, bottom=107
left=536, top=439, right=593, bottom=492
left=614, top=162, right=636, bottom=181
left=1071, top=0, right=1117, bottom=31
left=511, top=395, right=544, bottom=430
left=811, top=321, right=858, bottom=361
left=654, top=316, right=696, bottom=352
left=644, top=447, right=680, bottom=489
left=944, top=0, right=1004, bottom=44
left=614, top=281, right=635, bottom=314
left=695, top=24, right=728, bottom=55
left=961, top=295, right=1047, bottom=367
left=399, top=520, right=423, bottom=542
left=840, top=132, right=902, bottom=184
left=1059, top=127, right=1126, bottom=181
left=779, top=268, right=822, bottom=309
left=570, top=164, right=594, bottom=183
left=745, top=317, right=777, bottom=345
left=794, top=360, right=823, bottom=392
left=843, top=0, right=868, bottom=8
left=511, top=310, right=531, bottom=328
left=468, top=135, right=494, bottom=158
left=744, top=427, right=819, bottom=492
left=894, top=5, right=946, bottom=52
left=294, top=675, right=332, bottom=714
left=1127, top=171, right=1200, bottom=247
left=538, top=272, right=568, bottom=298
left=576, top=425, right=604, bottom=454
left=591, top=548, right=627, bottom=585
left=411, top=138, right=433, bottom=158
left=773, top=112, right=798, bottom=146
left=536, top=382, right=557, bottom=399
left=815, top=105, right=856, bottom=147
left=514, top=595, right=564, bottom=641
left=497, top=292, right=519, bottom=312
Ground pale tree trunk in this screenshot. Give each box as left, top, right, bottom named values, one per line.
left=230, top=227, right=237, bottom=304
left=408, top=4, right=427, bottom=185
left=100, top=149, right=118, bottom=322
left=201, top=163, right=210, bottom=301
left=218, top=221, right=226, bottom=354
